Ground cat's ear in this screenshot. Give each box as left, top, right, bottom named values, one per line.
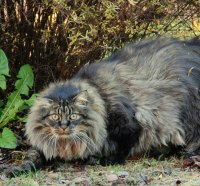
left=72, top=90, right=88, bottom=106
left=41, top=97, right=54, bottom=104
left=36, top=97, right=55, bottom=109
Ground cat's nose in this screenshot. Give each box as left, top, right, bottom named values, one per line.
left=60, top=124, right=67, bottom=130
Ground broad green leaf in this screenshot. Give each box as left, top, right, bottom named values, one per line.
left=0, top=75, right=6, bottom=90
left=0, top=127, right=17, bottom=149
left=0, top=49, right=9, bottom=90
left=0, top=49, right=9, bottom=76
left=0, top=64, right=35, bottom=128
left=25, top=93, right=38, bottom=106
left=0, top=92, right=24, bottom=128
left=15, top=64, right=34, bottom=96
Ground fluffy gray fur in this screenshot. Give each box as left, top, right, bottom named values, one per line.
left=25, top=37, right=200, bottom=163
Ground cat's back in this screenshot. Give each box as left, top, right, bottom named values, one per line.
left=75, top=37, right=200, bottom=84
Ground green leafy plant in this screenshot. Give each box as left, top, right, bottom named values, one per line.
left=0, top=49, right=36, bottom=149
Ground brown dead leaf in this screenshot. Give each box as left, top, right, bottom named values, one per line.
left=183, top=158, right=194, bottom=167
left=127, top=155, right=142, bottom=160
left=148, top=177, right=154, bottom=183
left=183, top=155, right=200, bottom=168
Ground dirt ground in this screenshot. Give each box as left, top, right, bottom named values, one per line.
left=1, top=157, right=200, bottom=186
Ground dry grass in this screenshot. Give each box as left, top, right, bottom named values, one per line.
left=1, top=157, right=200, bottom=186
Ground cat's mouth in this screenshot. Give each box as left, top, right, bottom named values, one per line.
left=55, top=127, right=72, bottom=135
left=47, top=126, right=72, bottom=136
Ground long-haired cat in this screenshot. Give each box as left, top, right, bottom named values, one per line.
left=3, top=37, right=200, bottom=176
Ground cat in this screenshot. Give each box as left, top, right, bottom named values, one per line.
left=3, top=37, right=200, bottom=176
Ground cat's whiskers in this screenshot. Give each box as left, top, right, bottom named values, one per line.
left=38, top=131, right=53, bottom=146
left=69, top=131, right=89, bottom=154
left=73, top=133, right=92, bottom=154
left=75, top=131, right=96, bottom=154
left=47, top=132, right=57, bottom=147
left=70, top=136, right=77, bottom=147
left=37, top=127, right=58, bottom=150
left=52, top=133, right=59, bottom=148
left=79, top=131, right=97, bottom=150
left=70, top=135, right=79, bottom=153
left=54, top=133, right=59, bottom=148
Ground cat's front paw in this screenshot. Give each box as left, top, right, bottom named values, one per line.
left=72, top=156, right=98, bottom=165
left=100, top=156, right=125, bottom=166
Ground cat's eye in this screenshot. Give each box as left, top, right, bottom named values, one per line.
left=49, top=114, right=61, bottom=121
left=69, top=114, right=80, bottom=120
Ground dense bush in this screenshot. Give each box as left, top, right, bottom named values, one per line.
left=0, top=0, right=199, bottom=91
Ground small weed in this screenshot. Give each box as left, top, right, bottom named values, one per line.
left=0, top=50, right=36, bottom=149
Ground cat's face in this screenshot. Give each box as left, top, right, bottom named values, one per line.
left=42, top=93, right=88, bottom=136
left=25, top=81, right=107, bottom=160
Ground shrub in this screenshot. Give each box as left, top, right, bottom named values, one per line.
left=0, top=0, right=199, bottom=91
